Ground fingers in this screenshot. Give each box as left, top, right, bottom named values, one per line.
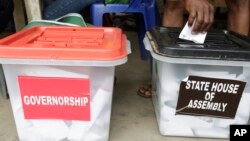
left=188, top=8, right=196, bottom=27
left=202, top=4, right=214, bottom=32
left=192, top=7, right=204, bottom=34
left=199, top=5, right=210, bottom=32
left=187, top=2, right=214, bottom=34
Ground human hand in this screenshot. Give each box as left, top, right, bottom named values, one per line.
left=184, top=0, right=214, bottom=34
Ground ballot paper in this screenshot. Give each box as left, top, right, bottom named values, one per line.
left=67, top=88, right=112, bottom=141
left=179, top=21, right=207, bottom=44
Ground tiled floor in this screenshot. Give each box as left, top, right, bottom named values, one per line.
left=0, top=31, right=231, bottom=141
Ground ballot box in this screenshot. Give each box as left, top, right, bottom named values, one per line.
left=0, top=26, right=130, bottom=141
left=145, top=26, right=250, bottom=138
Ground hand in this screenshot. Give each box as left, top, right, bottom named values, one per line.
left=184, top=0, right=214, bottom=34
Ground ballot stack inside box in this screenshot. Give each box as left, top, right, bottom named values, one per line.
left=145, top=26, right=250, bottom=138
left=0, top=26, right=129, bottom=141
left=4, top=65, right=115, bottom=141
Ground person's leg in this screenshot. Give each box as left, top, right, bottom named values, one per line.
left=162, top=0, right=185, bottom=27
left=225, top=0, right=249, bottom=36
left=43, top=0, right=103, bottom=20
left=249, top=5, right=250, bottom=35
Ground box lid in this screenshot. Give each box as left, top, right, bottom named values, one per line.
left=147, top=26, right=250, bottom=61
left=0, top=26, right=127, bottom=61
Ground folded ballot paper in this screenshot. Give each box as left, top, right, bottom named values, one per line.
left=179, top=21, right=207, bottom=44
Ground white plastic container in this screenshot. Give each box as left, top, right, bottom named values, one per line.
left=145, top=27, right=250, bottom=138
left=0, top=26, right=130, bottom=141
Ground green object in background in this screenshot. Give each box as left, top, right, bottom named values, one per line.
left=105, top=0, right=129, bottom=4
left=24, top=13, right=89, bottom=29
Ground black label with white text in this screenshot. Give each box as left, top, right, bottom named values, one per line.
left=176, top=76, right=246, bottom=118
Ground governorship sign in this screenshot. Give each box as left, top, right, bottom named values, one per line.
left=18, top=76, right=90, bottom=121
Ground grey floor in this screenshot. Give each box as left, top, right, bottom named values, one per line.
left=0, top=31, right=228, bottom=141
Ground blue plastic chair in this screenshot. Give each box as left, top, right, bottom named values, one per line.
left=90, top=0, right=158, bottom=60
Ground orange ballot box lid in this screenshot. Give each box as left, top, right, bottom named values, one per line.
left=0, top=26, right=128, bottom=61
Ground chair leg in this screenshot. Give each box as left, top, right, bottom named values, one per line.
left=136, top=14, right=149, bottom=60
left=136, top=5, right=158, bottom=60
left=138, top=35, right=149, bottom=60
left=146, top=7, right=157, bottom=28
left=140, top=5, right=158, bottom=59
left=91, top=5, right=105, bottom=26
